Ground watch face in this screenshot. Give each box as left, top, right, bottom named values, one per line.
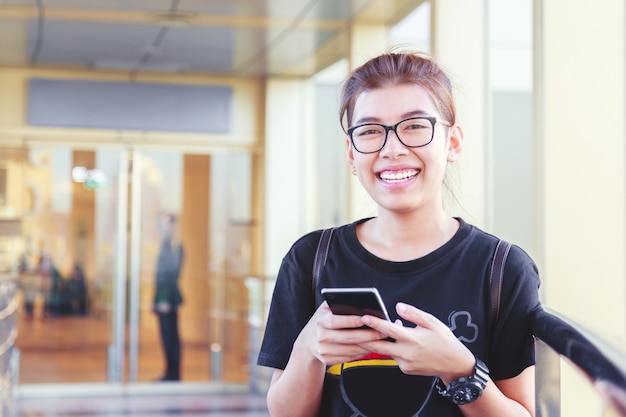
left=452, top=384, right=481, bottom=405
left=438, top=359, right=489, bottom=405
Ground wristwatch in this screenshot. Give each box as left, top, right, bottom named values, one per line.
left=435, top=358, right=489, bottom=405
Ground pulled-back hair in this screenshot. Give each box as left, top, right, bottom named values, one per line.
left=339, top=50, right=456, bottom=132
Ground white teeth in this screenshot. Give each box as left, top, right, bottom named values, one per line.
left=380, top=169, right=418, bottom=182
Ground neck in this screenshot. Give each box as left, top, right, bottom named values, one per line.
left=358, top=209, right=459, bottom=261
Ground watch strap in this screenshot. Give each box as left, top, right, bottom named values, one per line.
left=436, top=359, right=489, bottom=405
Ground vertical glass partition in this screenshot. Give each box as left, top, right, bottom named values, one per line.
left=6, top=144, right=258, bottom=386
left=131, top=150, right=256, bottom=383
left=9, top=146, right=125, bottom=383
left=132, top=150, right=187, bottom=382
left=488, top=0, right=534, bottom=252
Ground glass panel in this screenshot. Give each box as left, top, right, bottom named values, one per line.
left=135, top=150, right=186, bottom=382
left=7, top=145, right=257, bottom=385
left=390, top=1, right=431, bottom=52
left=489, top=0, right=534, bottom=251
left=10, top=146, right=124, bottom=383
left=209, top=152, right=254, bottom=382
left=135, top=150, right=255, bottom=383
left=314, top=75, right=349, bottom=227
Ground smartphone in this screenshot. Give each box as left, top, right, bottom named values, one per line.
left=321, top=287, right=392, bottom=322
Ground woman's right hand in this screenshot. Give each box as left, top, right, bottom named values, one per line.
left=267, top=302, right=388, bottom=417
left=294, top=301, right=388, bottom=366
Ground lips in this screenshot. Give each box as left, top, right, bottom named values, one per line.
left=378, top=169, right=419, bottom=182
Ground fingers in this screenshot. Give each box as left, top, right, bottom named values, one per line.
left=395, top=302, right=439, bottom=328
left=318, top=301, right=379, bottom=332
left=359, top=303, right=441, bottom=341
left=309, top=301, right=385, bottom=365
left=359, top=303, right=475, bottom=378
left=313, top=335, right=371, bottom=365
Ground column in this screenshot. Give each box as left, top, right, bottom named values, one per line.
left=347, top=23, right=389, bottom=221
left=432, top=0, right=489, bottom=227
left=264, top=78, right=316, bottom=274
left=535, top=1, right=626, bottom=334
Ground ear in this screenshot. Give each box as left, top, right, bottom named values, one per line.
left=346, top=136, right=355, bottom=168
left=446, top=124, right=464, bottom=162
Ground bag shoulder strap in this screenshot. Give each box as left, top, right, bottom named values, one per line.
left=490, top=239, right=512, bottom=331
left=312, top=228, right=335, bottom=294
left=311, top=230, right=512, bottom=332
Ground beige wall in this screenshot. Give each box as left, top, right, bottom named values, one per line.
left=537, top=0, right=626, bottom=336
left=263, top=78, right=316, bottom=274
left=537, top=2, right=626, bottom=412
left=433, top=0, right=489, bottom=227
left=0, top=68, right=263, bottom=148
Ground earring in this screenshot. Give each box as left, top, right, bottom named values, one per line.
left=351, top=167, right=357, bottom=175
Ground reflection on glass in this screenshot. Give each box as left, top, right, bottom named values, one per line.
left=10, top=147, right=121, bottom=383
left=136, top=151, right=256, bottom=383
left=5, top=145, right=258, bottom=385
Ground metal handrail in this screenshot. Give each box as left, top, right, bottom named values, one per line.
left=0, top=273, right=18, bottom=417
left=533, top=307, right=626, bottom=416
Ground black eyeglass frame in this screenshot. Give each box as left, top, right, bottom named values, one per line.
left=347, top=116, right=451, bottom=154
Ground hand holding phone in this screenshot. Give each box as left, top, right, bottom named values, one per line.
left=321, top=287, right=395, bottom=342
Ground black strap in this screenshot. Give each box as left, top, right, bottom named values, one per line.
left=312, top=229, right=511, bottom=333
left=312, top=228, right=334, bottom=294
left=489, top=239, right=512, bottom=331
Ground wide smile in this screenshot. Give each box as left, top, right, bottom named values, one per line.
left=378, top=169, right=420, bottom=183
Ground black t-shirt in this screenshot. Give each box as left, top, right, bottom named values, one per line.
left=257, top=218, right=542, bottom=417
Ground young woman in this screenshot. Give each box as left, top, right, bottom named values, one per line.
left=257, top=51, right=541, bottom=417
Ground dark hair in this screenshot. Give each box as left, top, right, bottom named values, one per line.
left=339, top=50, right=456, bottom=131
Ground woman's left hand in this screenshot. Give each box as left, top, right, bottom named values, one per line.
left=359, top=302, right=475, bottom=383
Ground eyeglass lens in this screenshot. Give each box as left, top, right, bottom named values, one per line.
left=350, top=117, right=434, bottom=154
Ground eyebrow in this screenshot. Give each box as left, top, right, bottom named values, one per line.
left=354, top=110, right=432, bottom=125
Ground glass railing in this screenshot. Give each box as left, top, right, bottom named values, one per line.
left=0, top=274, right=18, bottom=417
left=533, top=308, right=626, bottom=416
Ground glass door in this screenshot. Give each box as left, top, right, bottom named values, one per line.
left=8, top=145, right=128, bottom=383
left=128, top=149, right=258, bottom=383
left=7, top=145, right=258, bottom=385
left=129, top=149, right=189, bottom=382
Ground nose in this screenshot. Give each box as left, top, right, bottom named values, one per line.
left=379, top=127, right=408, bottom=157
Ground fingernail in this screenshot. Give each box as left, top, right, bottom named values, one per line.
left=397, top=303, right=407, bottom=312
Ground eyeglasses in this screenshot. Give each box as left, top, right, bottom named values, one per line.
left=347, top=116, right=450, bottom=154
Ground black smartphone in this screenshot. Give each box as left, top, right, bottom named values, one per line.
left=321, top=287, right=392, bottom=322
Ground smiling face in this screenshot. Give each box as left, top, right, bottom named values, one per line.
left=346, top=83, right=463, bottom=217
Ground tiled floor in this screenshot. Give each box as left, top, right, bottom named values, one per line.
left=16, top=312, right=252, bottom=384
left=17, top=392, right=271, bottom=417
